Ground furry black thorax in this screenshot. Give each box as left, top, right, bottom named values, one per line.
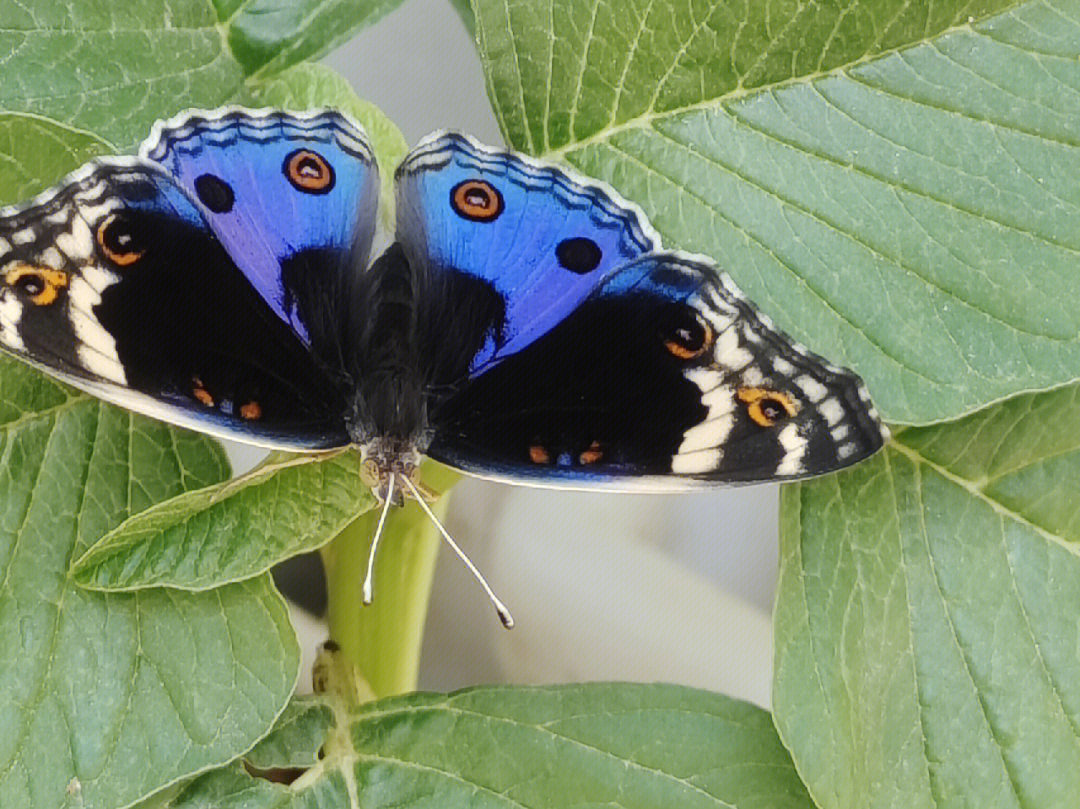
left=288, top=242, right=505, bottom=462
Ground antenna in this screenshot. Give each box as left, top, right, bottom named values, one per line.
left=399, top=474, right=515, bottom=629
left=361, top=473, right=396, bottom=605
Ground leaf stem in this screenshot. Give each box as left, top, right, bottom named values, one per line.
left=319, top=461, right=460, bottom=699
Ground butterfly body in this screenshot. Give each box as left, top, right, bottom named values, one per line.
left=0, top=108, right=887, bottom=495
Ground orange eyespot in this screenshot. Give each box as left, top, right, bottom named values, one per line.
left=239, top=400, right=262, bottom=420
left=737, top=387, right=797, bottom=427
left=661, top=305, right=713, bottom=360
left=579, top=441, right=603, bottom=465
left=451, top=180, right=503, bottom=221
left=4, top=264, right=68, bottom=306
left=529, top=444, right=551, bottom=464
left=284, top=149, right=335, bottom=193
left=96, top=213, right=144, bottom=266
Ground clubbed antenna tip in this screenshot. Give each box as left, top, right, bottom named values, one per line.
left=399, top=474, right=515, bottom=629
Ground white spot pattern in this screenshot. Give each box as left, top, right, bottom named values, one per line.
left=672, top=448, right=722, bottom=475
left=795, top=374, right=828, bottom=403
left=775, top=423, right=809, bottom=476
left=0, top=294, right=25, bottom=351
left=68, top=275, right=125, bottom=384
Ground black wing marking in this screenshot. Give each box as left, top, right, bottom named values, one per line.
left=427, top=252, right=887, bottom=489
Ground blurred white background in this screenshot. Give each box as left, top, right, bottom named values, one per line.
left=236, top=0, right=779, bottom=708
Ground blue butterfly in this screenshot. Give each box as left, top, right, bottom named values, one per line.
left=0, top=107, right=886, bottom=498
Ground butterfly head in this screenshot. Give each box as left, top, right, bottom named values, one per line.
left=358, top=435, right=423, bottom=505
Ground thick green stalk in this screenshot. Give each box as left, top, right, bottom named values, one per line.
left=320, top=461, right=460, bottom=700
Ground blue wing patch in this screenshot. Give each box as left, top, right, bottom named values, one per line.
left=395, top=132, right=660, bottom=372
left=141, top=107, right=380, bottom=342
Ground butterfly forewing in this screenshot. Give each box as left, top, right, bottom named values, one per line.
left=392, top=132, right=885, bottom=487
left=395, top=132, right=660, bottom=373
left=141, top=107, right=380, bottom=353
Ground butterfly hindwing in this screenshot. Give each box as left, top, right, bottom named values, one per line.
left=0, top=158, right=349, bottom=449
left=427, top=252, right=886, bottom=489
left=141, top=107, right=379, bottom=344
left=395, top=133, right=660, bottom=372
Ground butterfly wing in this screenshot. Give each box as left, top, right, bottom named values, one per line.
left=0, top=158, right=349, bottom=449
left=141, top=107, right=379, bottom=345
left=427, top=252, right=887, bottom=489
left=395, top=132, right=659, bottom=372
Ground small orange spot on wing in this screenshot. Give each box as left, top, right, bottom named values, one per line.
left=529, top=444, right=550, bottom=464
left=452, top=180, right=503, bottom=221
left=192, top=377, right=214, bottom=407
left=240, top=401, right=262, bottom=420
left=285, top=150, right=334, bottom=192
left=579, top=440, right=603, bottom=465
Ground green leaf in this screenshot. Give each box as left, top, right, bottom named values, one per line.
left=157, top=684, right=816, bottom=808
left=0, top=114, right=111, bottom=202
left=71, top=451, right=372, bottom=591
left=774, top=384, right=1080, bottom=809
left=0, top=0, right=404, bottom=147
left=474, top=0, right=1080, bottom=424
left=0, top=0, right=237, bottom=147
left=244, top=697, right=334, bottom=770
left=0, top=357, right=300, bottom=809
left=220, top=0, right=405, bottom=78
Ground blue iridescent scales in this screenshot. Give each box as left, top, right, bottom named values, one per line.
left=0, top=107, right=887, bottom=492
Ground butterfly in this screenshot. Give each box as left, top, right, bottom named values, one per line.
left=0, top=106, right=886, bottom=503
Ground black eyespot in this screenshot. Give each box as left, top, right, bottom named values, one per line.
left=4, top=264, right=70, bottom=306
left=555, top=237, right=602, bottom=274
left=194, top=174, right=235, bottom=213
left=14, top=274, right=42, bottom=295
left=658, top=304, right=713, bottom=360
left=759, top=398, right=787, bottom=421
left=96, top=213, right=145, bottom=266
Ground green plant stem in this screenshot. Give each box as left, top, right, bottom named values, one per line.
left=320, top=461, right=460, bottom=700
